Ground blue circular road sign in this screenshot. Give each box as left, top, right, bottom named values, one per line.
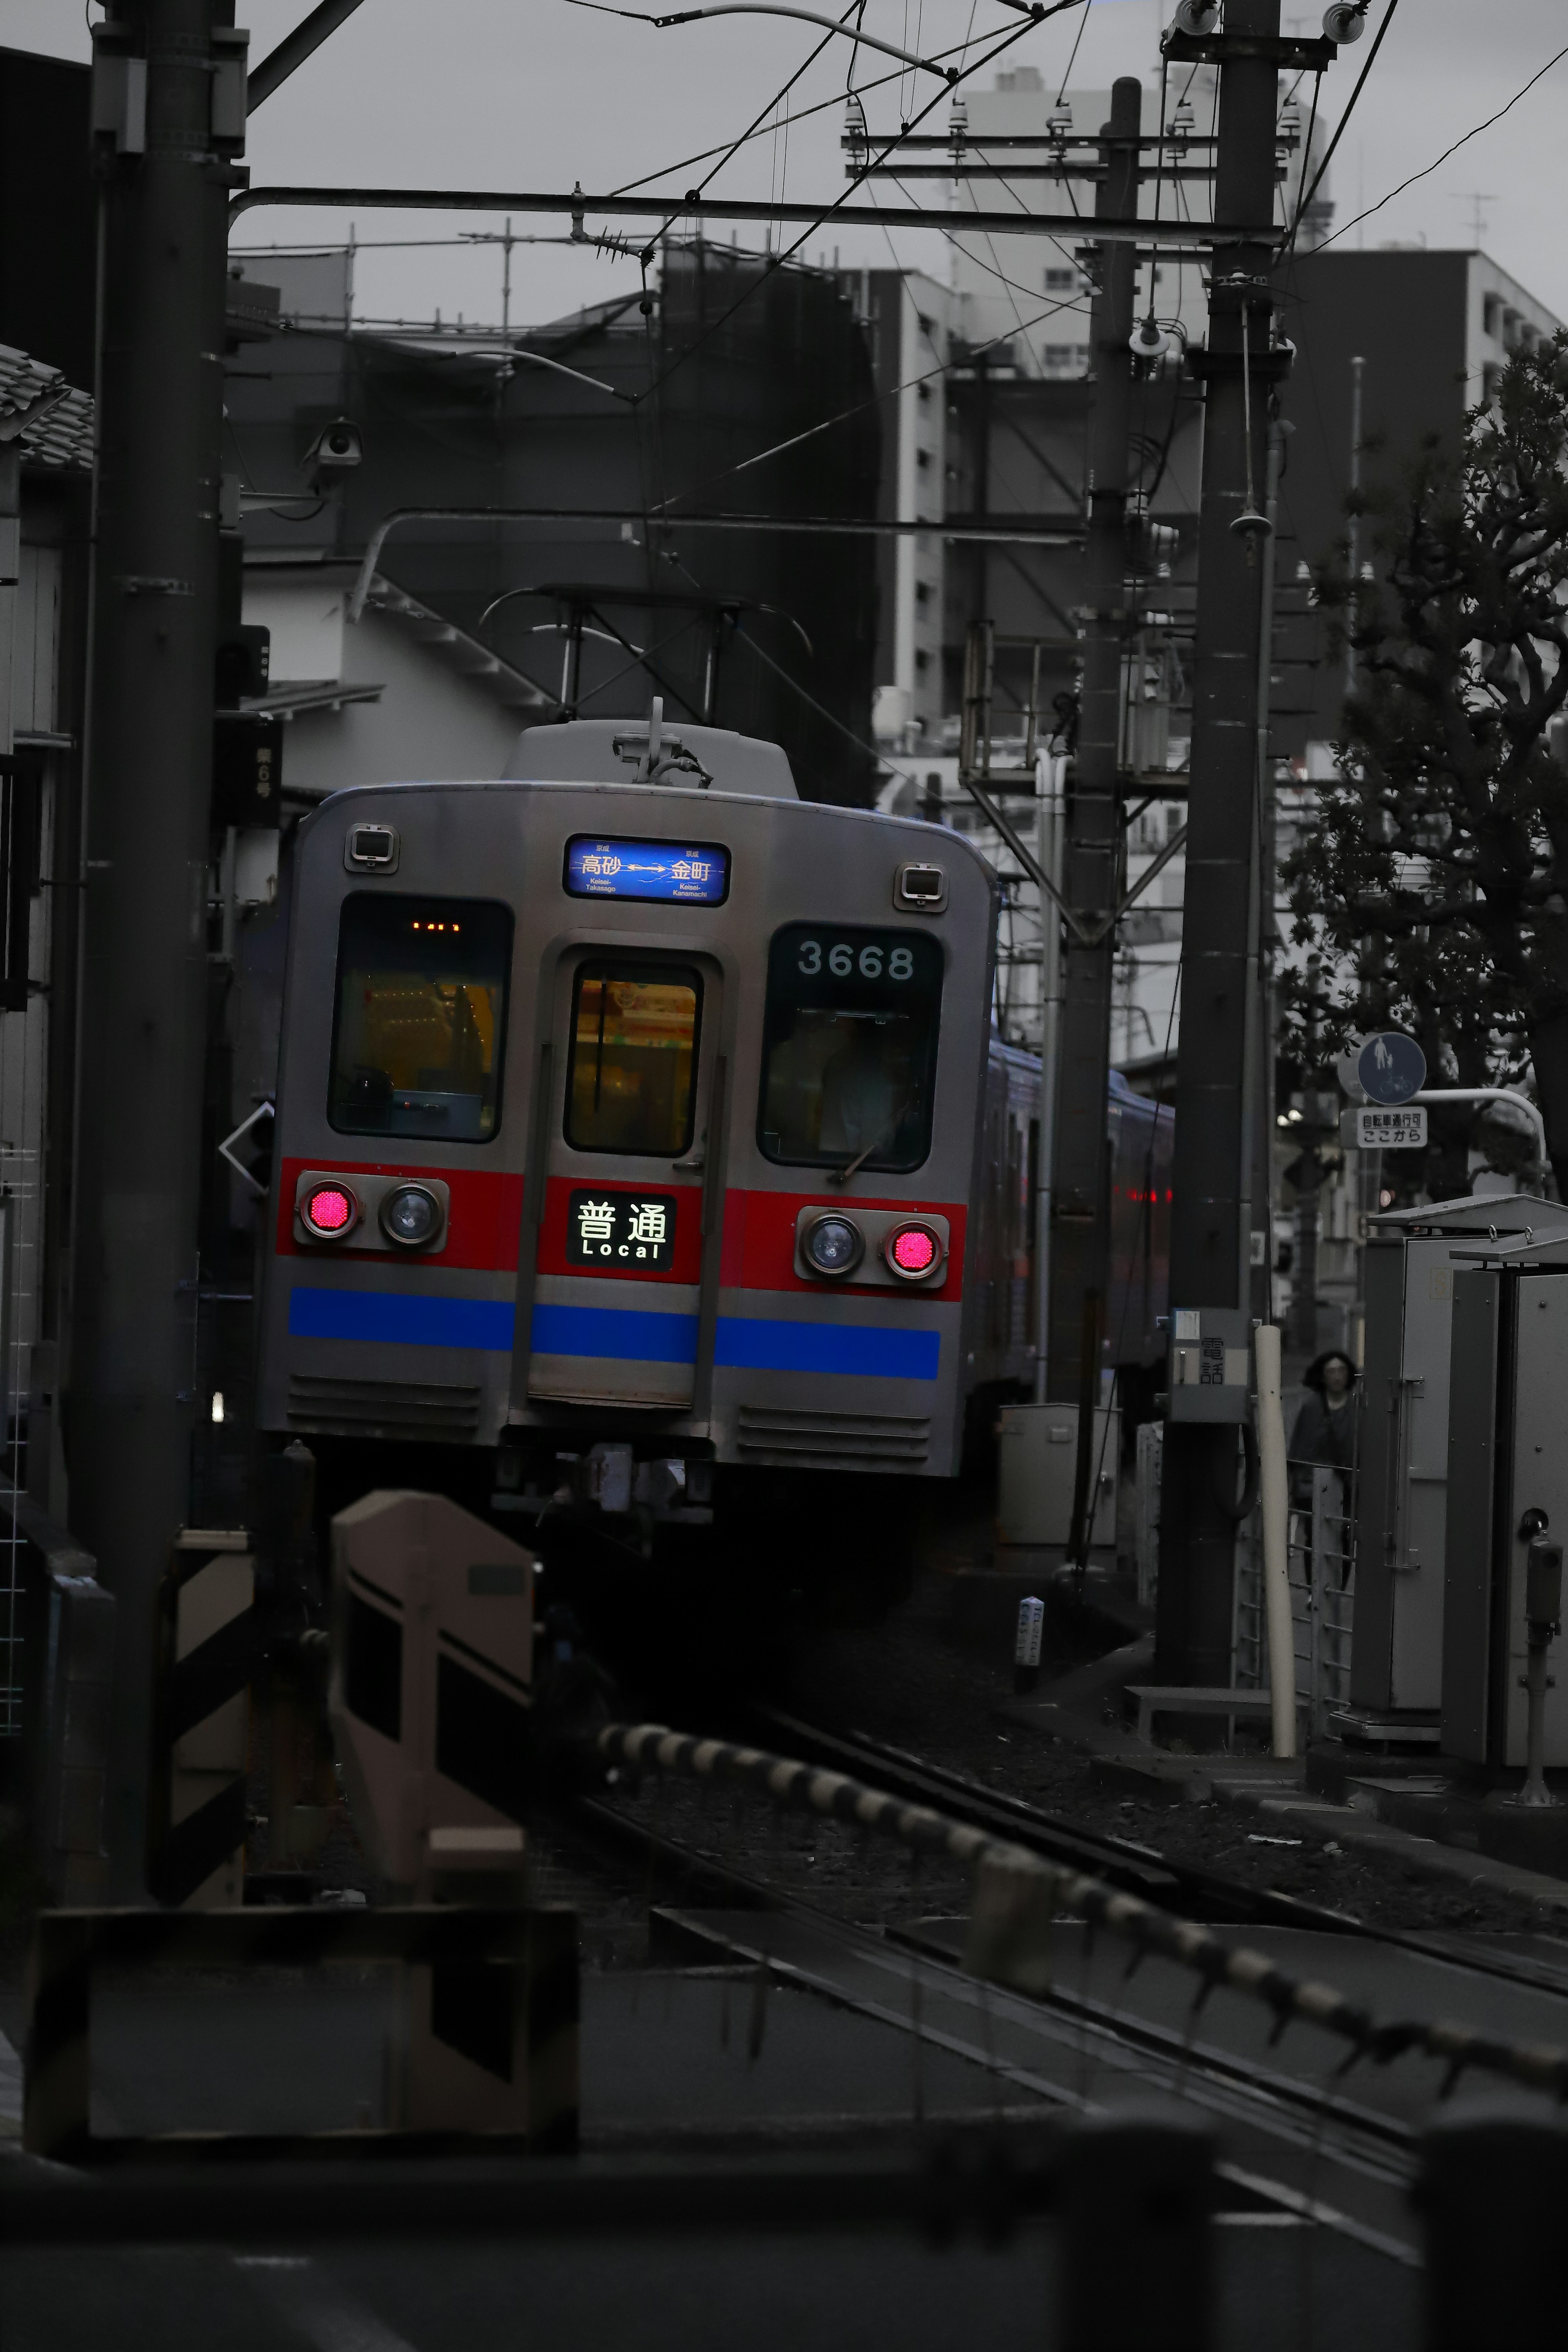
left=1357, top=1031, right=1427, bottom=1106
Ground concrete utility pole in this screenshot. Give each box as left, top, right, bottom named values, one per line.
left=70, top=0, right=245, bottom=1894
left=1155, top=0, right=1286, bottom=1687
left=1046, top=80, right=1140, bottom=1541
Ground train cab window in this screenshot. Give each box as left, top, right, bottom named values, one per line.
left=757, top=924, right=942, bottom=1173
left=566, top=960, right=702, bottom=1156
left=328, top=894, right=512, bottom=1143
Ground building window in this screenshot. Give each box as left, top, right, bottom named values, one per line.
left=916, top=447, right=931, bottom=471
left=914, top=649, right=929, bottom=673
left=915, top=581, right=931, bottom=607
left=1044, top=267, right=1075, bottom=292
left=1482, top=293, right=1502, bottom=338
left=1483, top=361, right=1503, bottom=403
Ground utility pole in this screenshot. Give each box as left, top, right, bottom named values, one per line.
left=70, top=0, right=245, bottom=1894
left=1155, top=0, right=1290, bottom=1687
left=1047, top=79, right=1140, bottom=1555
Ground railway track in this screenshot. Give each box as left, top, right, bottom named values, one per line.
left=561, top=1780, right=1426, bottom=2262
left=742, top=1704, right=1568, bottom=2008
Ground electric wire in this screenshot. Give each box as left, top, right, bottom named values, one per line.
left=650, top=285, right=1088, bottom=515
left=1313, top=32, right=1568, bottom=256
left=628, top=1, right=1082, bottom=409
left=604, top=27, right=1030, bottom=196
left=1281, top=0, right=1399, bottom=253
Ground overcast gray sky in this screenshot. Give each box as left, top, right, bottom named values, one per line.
left=15, top=1, right=1568, bottom=332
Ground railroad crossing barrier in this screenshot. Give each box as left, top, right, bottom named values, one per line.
left=146, top=1528, right=255, bottom=1907
left=595, top=1721, right=1568, bottom=2105
left=22, top=1901, right=578, bottom=2162
left=8, top=1483, right=115, bottom=1906
left=329, top=1488, right=536, bottom=1898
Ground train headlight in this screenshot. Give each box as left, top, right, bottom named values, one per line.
left=884, top=1221, right=944, bottom=1281
left=302, top=1182, right=359, bottom=1239
left=380, top=1183, right=443, bottom=1248
left=802, top=1212, right=864, bottom=1278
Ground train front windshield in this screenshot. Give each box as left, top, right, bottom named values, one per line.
left=757, top=923, right=942, bottom=1173
left=328, top=894, right=512, bottom=1142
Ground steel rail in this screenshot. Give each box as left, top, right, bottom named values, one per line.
left=754, top=1709, right=1568, bottom=2011
left=594, top=1719, right=1568, bottom=2104
left=561, top=1795, right=1421, bottom=2259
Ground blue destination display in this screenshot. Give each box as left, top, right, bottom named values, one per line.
left=564, top=836, right=729, bottom=904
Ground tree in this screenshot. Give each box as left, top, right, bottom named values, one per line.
left=1283, top=332, right=1568, bottom=1200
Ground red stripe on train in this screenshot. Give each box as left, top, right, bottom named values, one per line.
left=719, top=1189, right=967, bottom=1301
left=275, top=1159, right=525, bottom=1270
left=274, top=1163, right=964, bottom=1297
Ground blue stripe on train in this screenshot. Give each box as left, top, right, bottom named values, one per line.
left=288, top=1287, right=516, bottom=1351
left=714, top=1317, right=940, bottom=1381
left=290, top=1289, right=940, bottom=1381
left=530, top=1302, right=699, bottom=1363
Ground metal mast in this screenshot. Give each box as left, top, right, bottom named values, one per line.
left=1155, top=0, right=1288, bottom=1685
left=70, top=0, right=244, bottom=1893
left=1046, top=79, right=1140, bottom=1569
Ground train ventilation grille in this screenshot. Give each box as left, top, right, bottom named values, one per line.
left=735, top=1405, right=929, bottom=1463
left=287, top=1372, right=482, bottom=1438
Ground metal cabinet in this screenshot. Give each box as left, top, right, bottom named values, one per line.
left=1443, top=1259, right=1568, bottom=1768
left=1351, top=1194, right=1568, bottom=1727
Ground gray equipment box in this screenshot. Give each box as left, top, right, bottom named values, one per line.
left=1443, top=1249, right=1568, bottom=1767
left=1352, top=1194, right=1568, bottom=1723
left=996, top=1402, right=1118, bottom=1553
left=1165, top=1308, right=1252, bottom=1423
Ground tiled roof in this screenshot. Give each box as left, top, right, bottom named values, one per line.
left=0, top=345, right=93, bottom=471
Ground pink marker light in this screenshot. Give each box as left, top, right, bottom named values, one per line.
left=884, top=1222, right=942, bottom=1280
left=304, top=1184, right=356, bottom=1236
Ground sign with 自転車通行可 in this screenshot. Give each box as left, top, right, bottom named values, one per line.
left=1340, top=1105, right=1428, bottom=1149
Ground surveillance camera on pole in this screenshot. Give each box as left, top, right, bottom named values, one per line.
left=1171, top=0, right=1220, bottom=34
left=307, top=416, right=364, bottom=488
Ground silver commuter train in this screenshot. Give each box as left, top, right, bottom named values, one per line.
left=259, top=715, right=1005, bottom=1583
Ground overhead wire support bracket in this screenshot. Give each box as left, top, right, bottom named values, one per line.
left=1160, top=25, right=1337, bottom=69
left=247, top=0, right=368, bottom=112
left=346, top=507, right=1085, bottom=624
left=229, top=185, right=1267, bottom=249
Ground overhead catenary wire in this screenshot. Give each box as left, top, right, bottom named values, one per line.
left=568, top=0, right=959, bottom=82
left=624, top=0, right=1083, bottom=407
left=1313, top=32, right=1568, bottom=256
left=1280, top=0, right=1399, bottom=253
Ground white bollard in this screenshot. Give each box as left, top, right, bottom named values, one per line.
left=1014, top=1594, right=1045, bottom=1694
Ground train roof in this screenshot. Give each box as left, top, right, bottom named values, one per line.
left=506, top=717, right=798, bottom=799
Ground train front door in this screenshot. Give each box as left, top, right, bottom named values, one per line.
left=521, top=947, right=724, bottom=1409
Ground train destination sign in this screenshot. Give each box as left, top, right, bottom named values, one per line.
left=565, top=836, right=729, bottom=904
left=566, top=1189, right=679, bottom=1272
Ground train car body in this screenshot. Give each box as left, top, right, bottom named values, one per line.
left=962, top=1050, right=1172, bottom=1401
left=258, top=719, right=999, bottom=1570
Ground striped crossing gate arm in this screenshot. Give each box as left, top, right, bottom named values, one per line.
left=147, top=1530, right=256, bottom=1908
left=21, top=1905, right=579, bottom=2158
